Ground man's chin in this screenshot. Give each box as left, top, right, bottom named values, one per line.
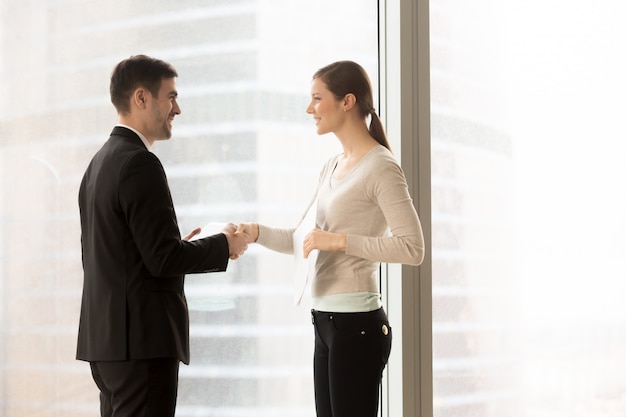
left=160, top=128, right=173, bottom=140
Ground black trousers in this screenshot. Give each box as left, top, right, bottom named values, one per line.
left=311, top=307, right=392, bottom=417
left=90, top=358, right=180, bottom=417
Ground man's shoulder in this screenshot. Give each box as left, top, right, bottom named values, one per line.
left=91, top=129, right=155, bottom=173
left=100, top=128, right=150, bottom=159
left=109, top=126, right=143, bottom=146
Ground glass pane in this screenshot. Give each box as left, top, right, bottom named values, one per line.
left=431, top=0, right=626, bottom=416
left=0, top=1, right=378, bottom=416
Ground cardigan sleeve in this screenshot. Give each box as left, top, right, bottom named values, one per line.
left=345, top=153, right=425, bottom=266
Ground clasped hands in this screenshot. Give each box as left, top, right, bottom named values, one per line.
left=183, top=223, right=347, bottom=260
left=180, top=223, right=254, bottom=260
left=233, top=223, right=347, bottom=259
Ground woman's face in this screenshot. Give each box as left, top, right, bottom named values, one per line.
left=306, top=77, right=345, bottom=135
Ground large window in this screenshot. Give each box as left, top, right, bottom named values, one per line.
left=430, top=0, right=626, bottom=416
left=4, top=1, right=626, bottom=417
left=0, top=1, right=378, bottom=416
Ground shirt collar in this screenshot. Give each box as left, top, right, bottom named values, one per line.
left=116, top=124, right=152, bottom=151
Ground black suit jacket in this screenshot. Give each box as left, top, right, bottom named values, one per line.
left=77, top=126, right=229, bottom=365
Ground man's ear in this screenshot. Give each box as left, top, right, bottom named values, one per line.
left=133, top=88, right=147, bottom=109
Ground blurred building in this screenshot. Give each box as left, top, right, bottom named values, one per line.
left=0, top=1, right=375, bottom=416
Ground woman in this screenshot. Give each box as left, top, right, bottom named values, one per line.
left=238, top=60, right=424, bottom=417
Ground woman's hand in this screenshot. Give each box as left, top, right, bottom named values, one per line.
left=235, top=222, right=259, bottom=243
left=303, top=229, right=347, bottom=258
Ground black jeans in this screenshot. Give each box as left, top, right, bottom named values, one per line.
left=311, top=307, right=392, bottom=417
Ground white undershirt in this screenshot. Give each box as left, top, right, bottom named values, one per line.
left=312, top=292, right=382, bottom=312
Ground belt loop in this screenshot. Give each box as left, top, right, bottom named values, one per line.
left=311, top=309, right=315, bottom=324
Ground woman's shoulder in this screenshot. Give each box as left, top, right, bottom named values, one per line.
left=361, top=145, right=407, bottom=189
left=365, top=145, right=399, bottom=168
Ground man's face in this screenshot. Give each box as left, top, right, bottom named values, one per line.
left=146, top=77, right=181, bottom=142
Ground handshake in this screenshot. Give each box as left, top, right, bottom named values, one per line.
left=183, top=222, right=259, bottom=260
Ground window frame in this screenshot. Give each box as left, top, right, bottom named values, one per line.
left=379, top=0, right=432, bottom=416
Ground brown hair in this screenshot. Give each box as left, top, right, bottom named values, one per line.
left=313, top=60, right=390, bottom=150
left=109, top=55, right=178, bottom=114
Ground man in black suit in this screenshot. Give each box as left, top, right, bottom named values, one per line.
left=77, top=55, right=250, bottom=417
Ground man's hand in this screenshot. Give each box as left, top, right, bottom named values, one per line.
left=222, top=223, right=250, bottom=260
left=182, top=227, right=202, bottom=241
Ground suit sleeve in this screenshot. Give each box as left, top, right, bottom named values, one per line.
left=119, top=151, right=229, bottom=276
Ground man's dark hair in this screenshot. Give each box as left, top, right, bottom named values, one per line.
left=110, top=55, right=178, bottom=114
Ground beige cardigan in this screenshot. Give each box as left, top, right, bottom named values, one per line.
left=257, top=145, right=424, bottom=297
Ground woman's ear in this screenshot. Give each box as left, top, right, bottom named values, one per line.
left=343, top=93, right=357, bottom=112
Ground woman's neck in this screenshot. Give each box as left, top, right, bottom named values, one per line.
left=335, top=124, right=378, bottom=159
